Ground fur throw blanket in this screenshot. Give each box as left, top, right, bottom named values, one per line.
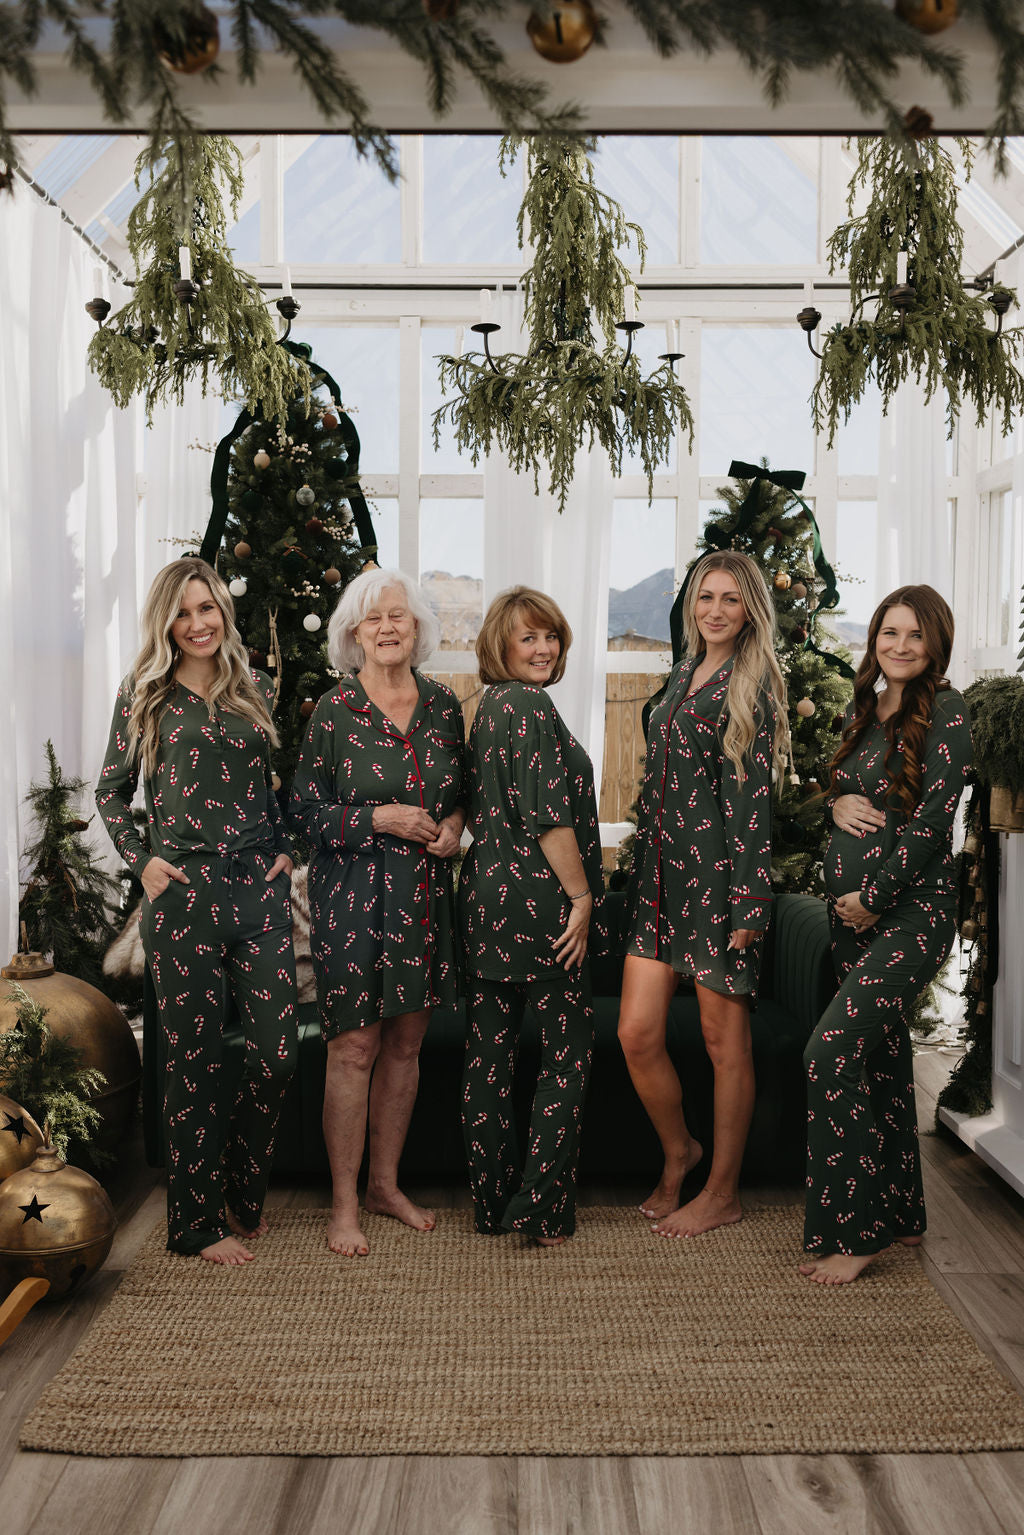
left=103, top=865, right=317, bottom=1005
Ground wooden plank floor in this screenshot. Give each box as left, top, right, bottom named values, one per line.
left=2, top=1048, right=1024, bottom=1535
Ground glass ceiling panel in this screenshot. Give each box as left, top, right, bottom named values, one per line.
left=700, top=138, right=817, bottom=265
left=284, top=136, right=401, bottom=264
left=422, top=136, right=521, bottom=265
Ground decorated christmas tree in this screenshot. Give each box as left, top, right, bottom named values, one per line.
left=206, top=344, right=374, bottom=789
left=17, top=742, right=121, bottom=992
left=696, top=463, right=854, bottom=894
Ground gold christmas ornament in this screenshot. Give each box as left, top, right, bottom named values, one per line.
left=527, top=3, right=597, bottom=63
left=773, top=570, right=792, bottom=591
left=796, top=697, right=816, bottom=718
left=323, top=567, right=342, bottom=586
left=0, top=1095, right=44, bottom=1184
left=234, top=540, right=252, bottom=560
left=321, top=410, right=339, bottom=431
left=895, top=0, right=958, bottom=35
left=0, top=1135, right=115, bottom=1299
left=154, top=5, right=221, bottom=74
left=253, top=450, right=271, bottom=470
left=0, top=953, right=140, bottom=1154
left=791, top=580, right=808, bottom=599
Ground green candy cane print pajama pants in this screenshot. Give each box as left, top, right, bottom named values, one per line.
left=461, top=968, right=594, bottom=1240
left=142, top=849, right=298, bottom=1254
left=802, top=894, right=954, bottom=1257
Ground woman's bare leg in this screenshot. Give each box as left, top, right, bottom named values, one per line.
left=654, top=985, right=752, bottom=1237
left=323, top=1023, right=381, bottom=1256
left=364, top=1010, right=436, bottom=1231
left=617, top=956, right=703, bottom=1219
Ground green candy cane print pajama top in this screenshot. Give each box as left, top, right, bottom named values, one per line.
left=96, top=671, right=299, bottom=1255
left=288, top=672, right=466, bottom=1035
left=624, top=657, right=776, bottom=999
left=458, top=681, right=606, bottom=1240
left=804, top=687, right=972, bottom=1256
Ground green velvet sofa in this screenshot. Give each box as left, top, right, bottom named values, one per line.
left=143, top=890, right=835, bottom=1186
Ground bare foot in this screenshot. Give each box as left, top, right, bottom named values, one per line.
left=799, top=1252, right=878, bottom=1285
left=364, top=1188, right=436, bottom=1231
left=895, top=1234, right=923, bottom=1247
left=531, top=1234, right=566, bottom=1248
left=653, top=1187, right=741, bottom=1238
left=200, top=1235, right=254, bottom=1266
left=327, top=1211, right=369, bottom=1258
left=639, top=1139, right=703, bottom=1219
left=226, top=1209, right=269, bottom=1240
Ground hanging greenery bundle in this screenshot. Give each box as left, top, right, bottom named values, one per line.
left=811, top=136, right=1024, bottom=446
left=0, top=984, right=107, bottom=1163
left=433, top=135, right=693, bottom=512
left=87, top=135, right=308, bottom=422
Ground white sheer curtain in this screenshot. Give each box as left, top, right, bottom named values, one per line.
left=482, top=288, right=613, bottom=791
left=876, top=379, right=952, bottom=598
left=0, top=185, right=221, bottom=959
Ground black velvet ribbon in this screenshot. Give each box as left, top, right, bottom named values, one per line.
left=199, top=340, right=376, bottom=567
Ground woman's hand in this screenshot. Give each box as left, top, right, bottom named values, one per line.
left=727, top=928, right=758, bottom=952
left=141, top=857, right=190, bottom=901
left=832, top=794, right=886, bottom=838
left=552, top=892, right=592, bottom=970
left=264, top=854, right=293, bottom=883
left=426, top=810, right=465, bottom=860
left=372, top=804, right=440, bottom=844
left=835, top=892, right=879, bottom=932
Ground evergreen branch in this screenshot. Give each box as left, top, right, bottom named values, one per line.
left=0, top=982, right=108, bottom=1161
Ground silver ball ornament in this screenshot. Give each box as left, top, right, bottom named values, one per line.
left=296, top=485, right=316, bottom=507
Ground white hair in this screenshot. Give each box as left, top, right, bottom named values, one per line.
left=327, top=567, right=440, bottom=672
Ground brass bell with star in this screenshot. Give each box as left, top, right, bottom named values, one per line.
left=0, top=1135, right=116, bottom=1299
left=0, top=1095, right=44, bottom=1184
left=0, top=952, right=140, bottom=1153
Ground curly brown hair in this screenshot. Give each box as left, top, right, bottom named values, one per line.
left=828, top=584, right=954, bottom=815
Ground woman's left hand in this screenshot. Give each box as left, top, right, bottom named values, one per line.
left=264, top=854, right=294, bottom=883
left=727, top=929, right=758, bottom=951
left=835, top=891, right=879, bottom=932
left=426, top=812, right=464, bottom=860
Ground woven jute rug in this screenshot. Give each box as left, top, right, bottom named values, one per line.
left=19, top=1206, right=1024, bottom=1457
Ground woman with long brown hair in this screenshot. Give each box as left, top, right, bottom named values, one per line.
left=800, top=584, right=971, bottom=1285
left=96, top=556, right=298, bottom=1265
left=618, top=550, right=789, bottom=1238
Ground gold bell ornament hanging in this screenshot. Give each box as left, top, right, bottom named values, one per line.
left=773, top=570, right=792, bottom=591
left=154, top=4, right=221, bottom=73
left=527, top=2, right=597, bottom=63
left=895, top=0, right=958, bottom=35
left=0, top=1131, right=116, bottom=1299
left=0, top=952, right=140, bottom=1155
left=0, top=1094, right=44, bottom=1185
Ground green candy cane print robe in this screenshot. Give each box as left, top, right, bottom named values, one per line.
left=289, top=671, right=466, bottom=1037
left=625, top=656, right=776, bottom=1003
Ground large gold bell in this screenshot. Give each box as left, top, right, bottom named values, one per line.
left=0, top=1137, right=115, bottom=1299
left=0, top=1094, right=44, bottom=1184
left=0, top=953, right=141, bottom=1153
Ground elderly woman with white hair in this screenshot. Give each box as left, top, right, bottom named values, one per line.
left=290, top=568, right=466, bottom=1257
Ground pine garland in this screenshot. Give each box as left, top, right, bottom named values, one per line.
left=87, top=135, right=309, bottom=422
left=811, top=136, right=1024, bottom=446
left=964, top=673, right=1024, bottom=794
left=433, top=135, right=694, bottom=512
left=6, top=4, right=1024, bottom=197
left=0, top=983, right=107, bottom=1163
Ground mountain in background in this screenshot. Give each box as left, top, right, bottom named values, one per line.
left=608, top=568, right=674, bottom=641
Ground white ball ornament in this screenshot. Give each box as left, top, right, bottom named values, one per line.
left=303, top=612, right=322, bottom=633
left=796, top=697, right=816, bottom=718
left=228, top=577, right=247, bottom=597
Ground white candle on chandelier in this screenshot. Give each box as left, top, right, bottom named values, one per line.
left=992, top=261, right=1002, bottom=288
left=896, top=251, right=908, bottom=287
left=479, top=287, right=492, bottom=322
left=178, top=246, right=192, bottom=282
left=665, top=318, right=677, bottom=353
left=93, top=265, right=105, bottom=298
left=624, top=286, right=636, bottom=323
left=454, top=325, right=465, bottom=358
left=282, top=266, right=293, bottom=298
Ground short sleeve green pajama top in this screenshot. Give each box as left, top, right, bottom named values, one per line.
left=95, top=671, right=299, bottom=1255
left=458, top=681, right=605, bottom=1239
left=804, top=688, right=972, bottom=1256
left=624, top=657, right=776, bottom=1002
left=288, top=672, right=465, bottom=1037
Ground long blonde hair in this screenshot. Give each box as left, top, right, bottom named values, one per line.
left=681, top=550, right=790, bottom=787
left=128, top=557, right=279, bottom=778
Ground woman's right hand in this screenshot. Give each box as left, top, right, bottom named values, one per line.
left=371, top=804, right=440, bottom=844
left=552, top=892, right=592, bottom=971
left=832, top=793, right=886, bottom=838
left=141, top=857, right=190, bottom=901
